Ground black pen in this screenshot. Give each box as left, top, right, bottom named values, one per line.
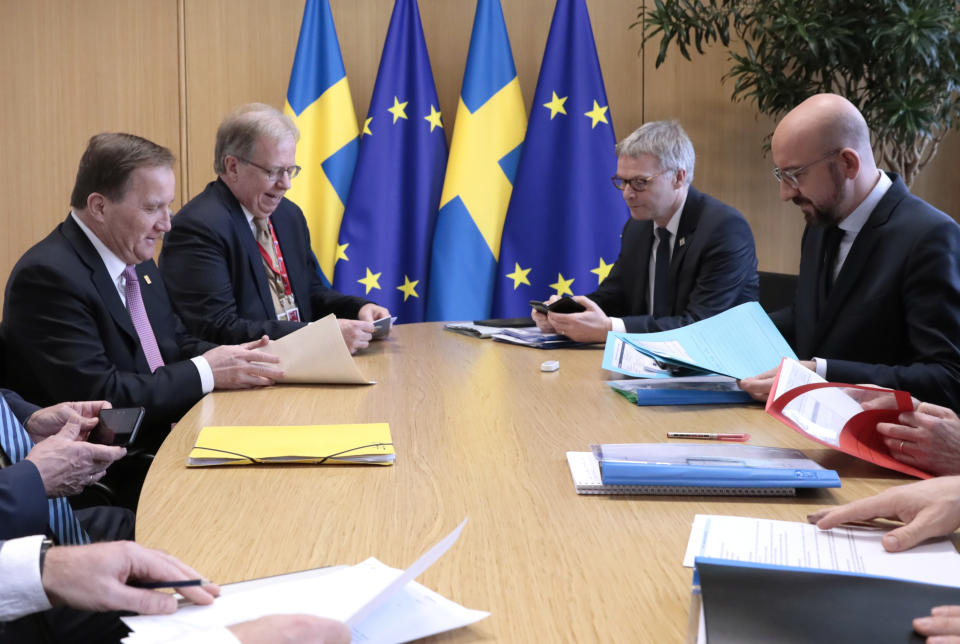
left=130, top=578, right=211, bottom=589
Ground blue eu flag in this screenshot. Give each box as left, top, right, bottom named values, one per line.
left=333, top=0, right=447, bottom=322
left=490, top=0, right=628, bottom=317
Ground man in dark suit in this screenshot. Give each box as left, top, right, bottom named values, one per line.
left=0, top=392, right=129, bottom=542
left=531, top=120, right=758, bottom=341
left=740, top=94, right=960, bottom=414
left=159, top=103, right=390, bottom=352
left=2, top=133, right=284, bottom=454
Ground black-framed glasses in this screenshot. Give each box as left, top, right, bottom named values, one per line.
left=772, top=150, right=840, bottom=189
left=237, top=157, right=302, bottom=182
left=611, top=169, right=670, bottom=192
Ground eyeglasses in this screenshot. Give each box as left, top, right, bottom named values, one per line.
left=237, top=157, right=302, bottom=182
left=772, top=150, right=839, bottom=189
left=610, top=169, right=670, bottom=192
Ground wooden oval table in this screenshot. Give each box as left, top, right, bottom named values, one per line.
left=137, top=323, right=910, bottom=642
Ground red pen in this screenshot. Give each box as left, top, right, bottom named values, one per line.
left=666, top=432, right=750, bottom=442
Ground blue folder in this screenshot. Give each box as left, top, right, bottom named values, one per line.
left=593, top=444, right=840, bottom=489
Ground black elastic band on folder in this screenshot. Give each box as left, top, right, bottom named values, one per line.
left=191, top=442, right=394, bottom=464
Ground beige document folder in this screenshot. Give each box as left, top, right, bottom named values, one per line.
left=263, top=314, right=373, bottom=384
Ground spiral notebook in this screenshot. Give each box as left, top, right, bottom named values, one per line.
left=565, top=452, right=798, bottom=496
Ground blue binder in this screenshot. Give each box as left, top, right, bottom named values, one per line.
left=593, top=444, right=840, bottom=489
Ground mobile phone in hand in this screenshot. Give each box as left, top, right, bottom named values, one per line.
left=90, top=407, right=145, bottom=446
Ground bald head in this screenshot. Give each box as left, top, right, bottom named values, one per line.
left=773, top=93, right=873, bottom=162
left=772, top=93, right=881, bottom=224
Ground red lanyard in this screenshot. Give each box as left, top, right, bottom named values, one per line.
left=256, top=220, right=293, bottom=297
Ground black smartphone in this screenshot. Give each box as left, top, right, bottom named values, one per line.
left=529, top=299, right=551, bottom=314
left=529, top=298, right=586, bottom=315
left=90, top=407, right=145, bottom=446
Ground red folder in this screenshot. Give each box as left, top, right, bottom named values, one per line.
left=765, top=358, right=929, bottom=479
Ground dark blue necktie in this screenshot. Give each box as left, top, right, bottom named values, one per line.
left=0, top=398, right=89, bottom=544
left=653, top=227, right=672, bottom=317
left=818, top=225, right=843, bottom=317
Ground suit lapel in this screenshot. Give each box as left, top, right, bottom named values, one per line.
left=811, top=175, right=906, bottom=348
left=61, top=216, right=136, bottom=341
left=216, top=180, right=275, bottom=319
left=669, top=188, right=702, bottom=277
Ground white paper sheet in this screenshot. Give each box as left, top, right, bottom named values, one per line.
left=262, top=313, right=373, bottom=384
left=773, top=358, right=862, bottom=446
left=683, top=514, right=960, bottom=587
left=122, top=520, right=486, bottom=644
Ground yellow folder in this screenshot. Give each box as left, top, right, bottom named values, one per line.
left=187, top=423, right=394, bottom=467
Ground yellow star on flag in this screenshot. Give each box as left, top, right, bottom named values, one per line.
left=423, top=105, right=443, bottom=132
left=590, top=257, right=614, bottom=284
left=387, top=97, right=408, bottom=123
left=358, top=267, right=382, bottom=294
left=362, top=117, right=373, bottom=137
left=335, top=243, right=349, bottom=263
left=542, top=91, right=568, bottom=119
left=584, top=100, right=609, bottom=128
left=549, top=273, right=575, bottom=297
left=505, top=262, right=531, bottom=289
left=396, top=275, right=420, bottom=301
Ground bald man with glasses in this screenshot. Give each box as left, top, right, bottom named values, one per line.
left=740, top=93, right=960, bottom=411
left=160, top=103, right=390, bottom=354
left=532, top=120, right=758, bottom=342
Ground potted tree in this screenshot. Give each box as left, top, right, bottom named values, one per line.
left=636, top=0, right=960, bottom=185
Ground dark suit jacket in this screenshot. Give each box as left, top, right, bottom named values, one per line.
left=1, top=389, right=39, bottom=426
left=0, top=461, right=47, bottom=540
left=1, top=216, right=216, bottom=447
left=159, top=179, right=370, bottom=344
left=588, top=186, right=759, bottom=332
left=770, top=174, right=960, bottom=409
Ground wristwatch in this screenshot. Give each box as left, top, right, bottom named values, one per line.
left=38, top=538, right=53, bottom=576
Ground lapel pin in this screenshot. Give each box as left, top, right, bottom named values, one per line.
left=144, top=275, right=152, bottom=285
left=678, top=237, right=686, bottom=247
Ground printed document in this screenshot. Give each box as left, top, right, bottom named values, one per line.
left=683, top=514, right=960, bottom=587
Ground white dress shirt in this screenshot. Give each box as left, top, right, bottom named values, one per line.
left=69, top=212, right=214, bottom=394
left=0, top=535, right=50, bottom=621
left=610, top=195, right=687, bottom=333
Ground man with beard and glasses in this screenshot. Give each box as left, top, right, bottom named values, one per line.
left=739, top=93, right=960, bottom=411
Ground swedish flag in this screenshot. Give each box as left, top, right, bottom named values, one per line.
left=333, top=0, right=447, bottom=322
left=491, top=0, right=628, bottom=317
left=425, top=0, right=526, bottom=321
left=283, top=0, right=358, bottom=285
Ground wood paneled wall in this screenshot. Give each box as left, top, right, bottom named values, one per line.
left=1, top=0, right=957, bottom=301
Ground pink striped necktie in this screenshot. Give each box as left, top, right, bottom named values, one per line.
left=123, top=265, right=165, bottom=373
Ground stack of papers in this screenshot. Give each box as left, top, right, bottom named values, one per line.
left=601, top=302, right=796, bottom=379
left=443, top=322, right=510, bottom=338
left=187, top=423, right=395, bottom=467
left=683, top=514, right=960, bottom=643
left=566, top=444, right=838, bottom=495
left=607, top=375, right=752, bottom=406
left=491, top=327, right=585, bottom=349
left=122, top=520, right=488, bottom=644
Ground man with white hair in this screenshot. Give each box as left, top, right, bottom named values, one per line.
left=160, top=103, right=390, bottom=354
left=532, top=120, right=759, bottom=342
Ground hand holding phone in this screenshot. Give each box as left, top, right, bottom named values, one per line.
left=529, top=298, right=586, bottom=315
